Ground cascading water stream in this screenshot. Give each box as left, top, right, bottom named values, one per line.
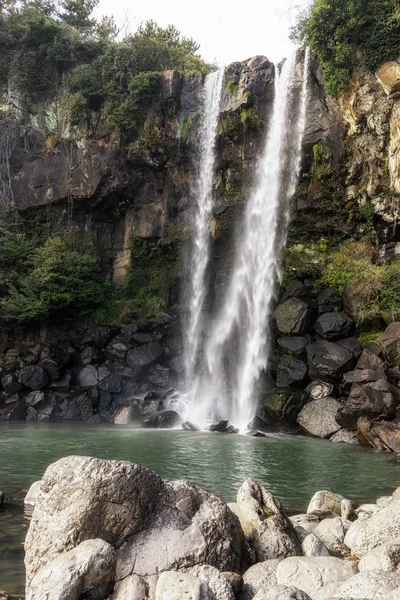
left=194, top=49, right=311, bottom=429
left=184, top=68, right=224, bottom=388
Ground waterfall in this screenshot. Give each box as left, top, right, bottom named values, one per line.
left=184, top=68, right=224, bottom=386
left=195, top=49, right=311, bottom=429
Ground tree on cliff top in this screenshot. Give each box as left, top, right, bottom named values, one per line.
left=291, top=0, right=400, bottom=96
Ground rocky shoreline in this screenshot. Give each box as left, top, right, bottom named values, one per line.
left=10, top=455, right=400, bottom=600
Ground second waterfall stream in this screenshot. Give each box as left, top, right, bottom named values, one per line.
left=184, top=49, right=311, bottom=429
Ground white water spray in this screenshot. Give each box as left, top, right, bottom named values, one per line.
left=196, top=49, right=311, bottom=429
left=184, top=69, right=224, bottom=388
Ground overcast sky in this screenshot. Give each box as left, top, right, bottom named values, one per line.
left=95, top=0, right=311, bottom=66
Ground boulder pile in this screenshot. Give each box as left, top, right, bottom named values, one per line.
left=23, top=456, right=400, bottom=599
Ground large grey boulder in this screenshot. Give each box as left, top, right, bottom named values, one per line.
left=276, top=557, right=358, bottom=597
left=27, top=538, right=115, bottom=600
left=312, top=517, right=351, bottom=557
left=236, top=479, right=301, bottom=562
left=187, top=565, right=235, bottom=600
left=127, top=342, right=164, bottom=367
left=345, top=497, right=400, bottom=558
left=276, top=356, right=308, bottom=388
left=155, top=571, right=210, bottom=600
left=274, top=298, right=314, bottom=335
left=359, top=538, right=400, bottom=572
left=297, top=398, right=341, bottom=439
left=336, top=380, right=400, bottom=430
left=380, top=322, right=400, bottom=367
left=241, top=560, right=281, bottom=600
left=306, top=341, right=355, bottom=382
left=254, top=586, right=311, bottom=600
left=277, top=337, right=310, bottom=360
left=25, top=457, right=244, bottom=591
left=307, top=491, right=344, bottom=519
left=313, top=570, right=400, bottom=600
left=330, top=429, right=359, bottom=445
left=301, top=533, right=330, bottom=557
left=108, top=574, right=147, bottom=600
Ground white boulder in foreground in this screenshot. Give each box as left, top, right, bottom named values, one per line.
left=23, top=455, right=400, bottom=600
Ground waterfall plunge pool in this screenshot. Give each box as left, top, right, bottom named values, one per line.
left=2, top=423, right=400, bottom=596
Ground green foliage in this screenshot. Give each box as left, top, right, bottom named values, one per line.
left=240, top=106, right=265, bottom=131
left=226, top=80, right=239, bottom=96
left=358, top=202, right=376, bottom=225
left=179, top=116, right=192, bottom=143
left=94, top=235, right=184, bottom=325
left=284, top=238, right=328, bottom=281
left=319, top=240, right=379, bottom=291
left=291, top=0, right=400, bottom=97
left=0, top=233, right=105, bottom=323
left=312, top=142, right=332, bottom=179
left=357, top=330, right=384, bottom=346
left=59, top=0, right=98, bottom=32
left=380, top=260, right=400, bottom=312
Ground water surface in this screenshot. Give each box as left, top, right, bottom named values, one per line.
left=2, top=423, right=400, bottom=596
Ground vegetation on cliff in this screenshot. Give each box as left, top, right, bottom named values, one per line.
left=0, top=0, right=209, bottom=136
left=292, top=0, right=400, bottom=96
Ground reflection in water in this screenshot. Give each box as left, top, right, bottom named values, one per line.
left=1, top=423, right=400, bottom=595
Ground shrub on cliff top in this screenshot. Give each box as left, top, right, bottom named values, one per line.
left=291, top=0, right=400, bottom=96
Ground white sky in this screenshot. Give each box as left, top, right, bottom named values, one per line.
left=94, top=0, right=311, bottom=66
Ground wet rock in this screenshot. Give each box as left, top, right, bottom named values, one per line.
left=0, top=399, right=27, bottom=421
left=147, top=364, right=170, bottom=388
left=297, top=398, right=341, bottom=439
left=0, top=491, right=5, bottom=507
left=77, top=365, right=98, bottom=388
left=276, top=557, right=358, bottom=597
left=317, top=288, right=342, bottom=314
left=121, top=323, right=139, bottom=338
left=205, top=420, right=229, bottom=432
left=140, top=396, right=164, bottom=415
left=27, top=538, right=116, bottom=600
left=274, top=298, right=314, bottom=335
left=301, top=533, right=330, bottom=557
left=276, top=356, right=308, bottom=388
left=48, top=372, right=72, bottom=392
left=80, top=346, right=99, bottom=365
left=306, top=380, right=334, bottom=400
left=314, top=312, right=354, bottom=341
left=247, top=429, right=268, bottom=437
left=336, top=379, right=400, bottom=430
left=98, top=373, right=123, bottom=394
left=225, top=425, right=239, bottom=434
left=247, top=415, right=271, bottom=431
left=18, top=365, right=48, bottom=390
left=280, top=280, right=311, bottom=303
left=105, top=335, right=131, bottom=362
left=60, top=393, right=93, bottom=422
left=25, top=390, right=45, bottom=406
left=236, top=479, right=301, bottom=562
left=168, top=355, right=185, bottom=374
left=182, top=421, right=200, bottom=431
left=127, top=342, right=164, bottom=367
left=277, top=337, right=310, bottom=360
left=264, top=388, right=308, bottom=427
left=330, top=429, right=359, bottom=445
left=241, top=559, right=281, bottom=600
left=36, top=395, right=58, bottom=423
left=1, top=374, right=23, bottom=397
left=114, top=405, right=140, bottom=425
left=307, top=491, right=344, bottom=519
left=141, top=409, right=181, bottom=428
left=306, top=341, right=355, bottom=382
left=132, top=332, right=157, bottom=344
left=357, top=417, right=400, bottom=452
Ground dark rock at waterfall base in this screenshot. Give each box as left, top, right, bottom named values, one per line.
left=0, top=592, right=16, bottom=600
left=336, top=338, right=362, bottom=361
left=147, top=364, right=170, bottom=388
left=48, top=372, right=72, bottom=392
left=314, top=312, right=354, bottom=341
left=317, top=287, right=343, bottom=314
left=141, top=409, right=181, bottom=428
left=343, top=369, right=386, bottom=386
left=280, top=280, right=311, bottom=303
left=358, top=417, right=400, bottom=452
left=277, top=336, right=311, bottom=360
left=336, top=379, right=400, bottom=430
left=80, top=346, right=99, bottom=365
left=77, top=365, right=98, bottom=388
left=1, top=374, right=22, bottom=397
left=307, top=341, right=355, bottom=382
left=105, top=335, right=131, bottom=362
left=247, top=429, right=268, bottom=437
left=0, top=399, right=27, bottom=421
left=225, top=425, right=239, bottom=434
left=274, top=297, right=315, bottom=335
left=127, top=342, right=164, bottom=368
left=0, top=491, right=5, bottom=506
left=25, top=390, right=45, bottom=406
left=182, top=421, right=200, bottom=431
left=98, top=373, right=123, bottom=394
left=357, top=348, right=385, bottom=371
left=205, top=420, right=230, bottom=433
left=264, top=388, right=309, bottom=427
left=18, top=365, right=48, bottom=390
left=297, top=397, right=341, bottom=439
left=140, top=397, right=164, bottom=415
left=246, top=415, right=271, bottom=432
left=276, top=355, right=308, bottom=388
